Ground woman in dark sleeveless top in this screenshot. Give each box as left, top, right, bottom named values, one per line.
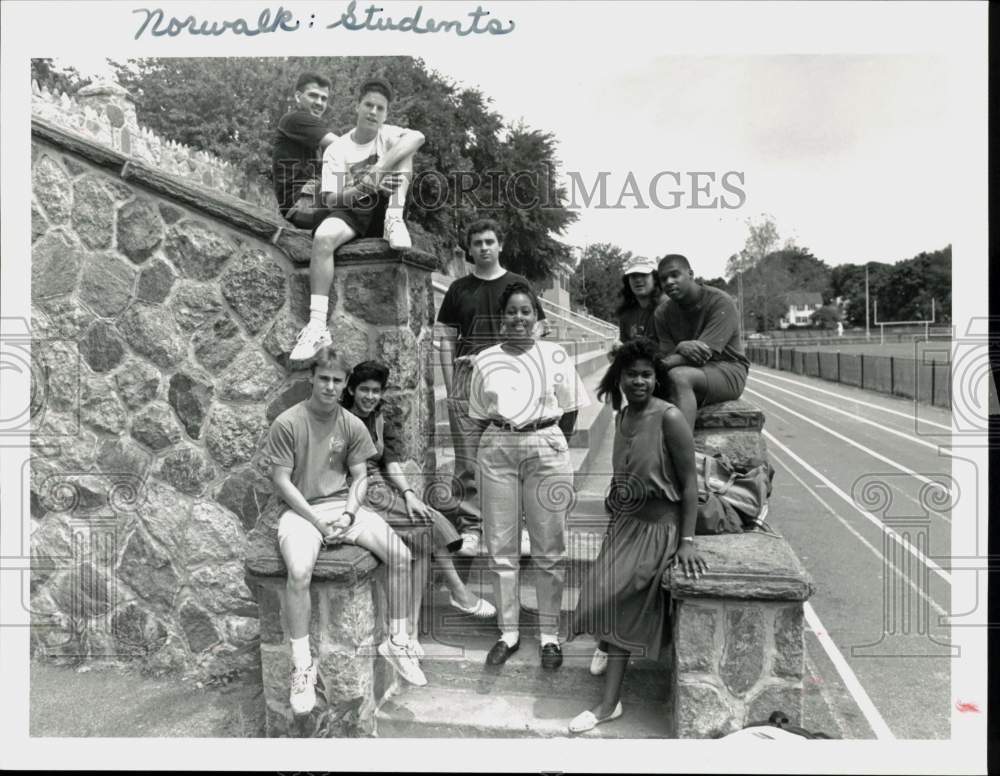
left=568, top=337, right=707, bottom=733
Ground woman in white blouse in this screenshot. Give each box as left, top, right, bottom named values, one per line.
left=469, top=282, right=590, bottom=669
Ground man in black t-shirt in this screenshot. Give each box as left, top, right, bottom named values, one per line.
left=436, top=218, right=547, bottom=555
left=272, top=72, right=339, bottom=229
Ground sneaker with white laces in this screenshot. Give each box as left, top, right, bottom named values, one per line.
left=378, top=637, right=427, bottom=686
left=455, top=532, right=481, bottom=558
left=383, top=215, right=412, bottom=250
left=289, top=661, right=318, bottom=715
left=290, top=320, right=332, bottom=362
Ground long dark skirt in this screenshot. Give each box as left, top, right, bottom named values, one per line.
left=365, top=471, right=462, bottom=556
left=570, top=507, right=679, bottom=661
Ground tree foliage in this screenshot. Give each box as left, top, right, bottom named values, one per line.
left=108, top=56, right=576, bottom=279
left=568, top=243, right=632, bottom=322
left=31, top=58, right=91, bottom=94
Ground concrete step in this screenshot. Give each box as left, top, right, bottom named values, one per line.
left=410, top=623, right=672, bottom=705
left=376, top=684, right=673, bottom=739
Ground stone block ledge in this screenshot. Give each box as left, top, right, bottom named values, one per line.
left=31, top=116, right=438, bottom=272
left=663, top=532, right=815, bottom=602
left=694, top=399, right=765, bottom=431
left=244, top=513, right=379, bottom=585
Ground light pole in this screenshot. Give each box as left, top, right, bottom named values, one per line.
left=865, top=263, right=870, bottom=340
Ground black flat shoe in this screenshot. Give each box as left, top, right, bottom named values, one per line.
left=541, top=642, right=563, bottom=670
left=486, top=639, right=519, bottom=666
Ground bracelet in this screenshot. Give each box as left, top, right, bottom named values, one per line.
left=681, top=536, right=695, bottom=544
left=402, top=488, right=415, bottom=497
left=343, top=511, right=356, bottom=527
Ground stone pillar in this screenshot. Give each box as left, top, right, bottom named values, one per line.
left=245, top=506, right=383, bottom=738
left=76, top=80, right=141, bottom=158
left=694, top=399, right=768, bottom=470
left=327, top=240, right=439, bottom=478
left=664, top=532, right=814, bottom=739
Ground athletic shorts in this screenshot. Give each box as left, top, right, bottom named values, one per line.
left=277, top=500, right=389, bottom=556
left=699, top=360, right=749, bottom=405
left=319, top=192, right=389, bottom=239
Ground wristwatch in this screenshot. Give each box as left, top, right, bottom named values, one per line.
left=342, top=511, right=356, bottom=527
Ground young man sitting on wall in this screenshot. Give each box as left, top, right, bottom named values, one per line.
left=272, top=72, right=339, bottom=230
left=289, top=76, right=425, bottom=362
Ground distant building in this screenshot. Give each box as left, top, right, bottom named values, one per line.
left=538, top=265, right=572, bottom=310
left=779, top=291, right=823, bottom=328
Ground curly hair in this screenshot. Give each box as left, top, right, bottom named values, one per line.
left=340, top=359, right=390, bottom=410
left=596, top=337, right=670, bottom=411
left=498, top=281, right=543, bottom=318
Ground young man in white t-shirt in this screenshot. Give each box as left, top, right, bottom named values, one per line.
left=290, top=77, right=425, bottom=361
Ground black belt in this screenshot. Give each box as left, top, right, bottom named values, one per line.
left=491, top=418, right=559, bottom=433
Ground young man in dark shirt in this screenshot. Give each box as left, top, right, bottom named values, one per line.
left=272, top=72, right=339, bottom=229
left=436, top=218, right=547, bottom=556
left=653, top=253, right=750, bottom=428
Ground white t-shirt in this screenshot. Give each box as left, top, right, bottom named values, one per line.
left=469, top=341, right=590, bottom=428
left=320, top=124, right=408, bottom=196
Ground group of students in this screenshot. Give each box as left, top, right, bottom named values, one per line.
left=269, top=71, right=751, bottom=734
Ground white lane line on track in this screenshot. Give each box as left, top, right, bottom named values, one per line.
left=763, top=430, right=952, bottom=586
left=746, top=386, right=952, bottom=505
left=770, top=450, right=948, bottom=618
left=804, top=602, right=896, bottom=740
left=748, top=368, right=952, bottom=432
left=750, top=375, right=945, bottom=454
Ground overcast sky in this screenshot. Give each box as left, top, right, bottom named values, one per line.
left=52, top=2, right=968, bottom=279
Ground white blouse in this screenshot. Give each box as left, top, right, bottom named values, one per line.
left=469, top=341, right=590, bottom=428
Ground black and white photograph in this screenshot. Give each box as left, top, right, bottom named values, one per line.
left=0, top=1, right=990, bottom=773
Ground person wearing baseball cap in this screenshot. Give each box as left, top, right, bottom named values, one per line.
left=615, top=255, right=663, bottom=344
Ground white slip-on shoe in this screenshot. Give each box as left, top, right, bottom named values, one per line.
left=568, top=701, right=623, bottom=734
left=589, top=647, right=608, bottom=676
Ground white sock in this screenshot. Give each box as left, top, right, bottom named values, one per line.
left=594, top=646, right=608, bottom=656
left=309, top=295, right=329, bottom=326
left=500, top=630, right=520, bottom=647
left=390, top=618, right=408, bottom=644
left=540, top=633, right=559, bottom=647
left=290, top=635, right=312, bottom=669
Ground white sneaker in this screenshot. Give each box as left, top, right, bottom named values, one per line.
left=290, top=320, right=332, bottom=362
left=383, top=215, right=412, bottom=250
left=378, top=637, right=427, bottom=686
left=590, top=648, right=608, bottom=676
left=407, top=639, right=425, bottom=660
left=455, top=532, right=481, bottom=558
left=289, top=661, right=318, bottom=715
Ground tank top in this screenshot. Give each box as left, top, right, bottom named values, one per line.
left=610, top=397, right=681, bottom=509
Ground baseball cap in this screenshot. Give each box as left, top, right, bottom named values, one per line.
left=621, top=255, right=657, bottom=276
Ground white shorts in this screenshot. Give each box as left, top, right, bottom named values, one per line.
left=277, top=499, right=388, bottom=556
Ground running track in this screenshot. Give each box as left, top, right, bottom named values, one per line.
left=745, top=364, right=954, bottom=739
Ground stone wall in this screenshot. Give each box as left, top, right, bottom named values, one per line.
left=29, top=117, right=438, bottom=679
left=664, top=532, right=815, bottom=738
left=32, top=79, right=276, bottom=211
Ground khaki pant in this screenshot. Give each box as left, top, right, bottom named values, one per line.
left=478, top=424, right=573, bottom=634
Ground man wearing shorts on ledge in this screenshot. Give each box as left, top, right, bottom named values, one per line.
left=290, top=76, right=425, bottom=362
left=263, top=348, right=427, bottom=716
left=653, top=253, right=750, bottom=428
left=272, top=72, right=339, bottom=230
